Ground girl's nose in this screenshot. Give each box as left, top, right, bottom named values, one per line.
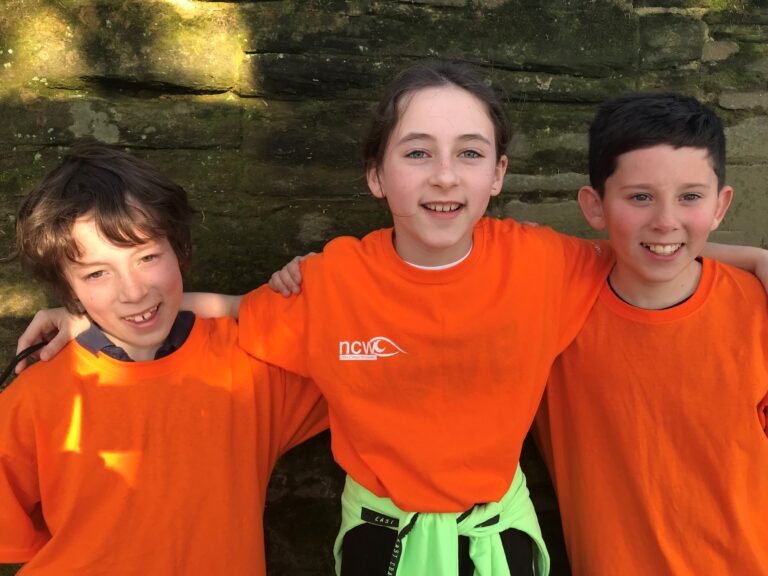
left=429, top=159, right=460, bottom=189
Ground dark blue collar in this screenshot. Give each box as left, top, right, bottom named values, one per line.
left=76, top=311, right=195, bottom=362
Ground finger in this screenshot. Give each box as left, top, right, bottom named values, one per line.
left=13, top=344, right=45, bottom=374
left=38, top=331, right=72, bottom=362
left=287, top=256, right=304, bottom=284
left=269, top=273, right=292, bottom=298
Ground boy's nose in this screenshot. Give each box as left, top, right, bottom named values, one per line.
left=118, top=273, right=149, bottom=303
left=650, top=203, right=680, bottom=231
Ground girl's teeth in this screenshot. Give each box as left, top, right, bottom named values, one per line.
left=645, top=243, right=682, bottom=255
left=425, top=203, right=460, bottom=212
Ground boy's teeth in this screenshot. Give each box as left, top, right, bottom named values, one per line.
left=644, top=243, right=682, bottom=255
left=424, top=202, right=461, bottom=212
left=124, top=305, right=158, bottom=322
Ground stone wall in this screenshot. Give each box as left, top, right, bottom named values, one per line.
left=1, top=1, right=767, bottom=574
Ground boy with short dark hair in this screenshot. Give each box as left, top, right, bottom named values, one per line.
left=0, top=144, right=327, bottom=574
left=534, top=93, right=768, bottom=575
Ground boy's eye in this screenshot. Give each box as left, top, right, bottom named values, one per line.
left=630, top=193, right=651, bottom=202
left=85, top=270, right=105, bottom=281
left=140, top=254, right=158, bottom=263
left=681, top=193, right=702, bottom=201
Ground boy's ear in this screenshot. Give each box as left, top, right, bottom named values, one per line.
left=710, top=185, right=734, bottom=231
left=490, top=155, right=509, bottom=197
left=577, top=186, right=607, bottom=231
left=367, top=166, right=385, bottom=199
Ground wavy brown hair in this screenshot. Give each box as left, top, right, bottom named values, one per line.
left=15, top=143, right=194, bottom=312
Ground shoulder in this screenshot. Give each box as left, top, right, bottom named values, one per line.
left=0, top=344, right=85, bottom=411
left=300, top=229, right=393, bottom=280
left=185, top=315, right=241, bottom=357
left=481, top=217, right=609, bottom=259
left=711, top=260, right=768, bottom=307
left=321, top=230, right=389, bottom=260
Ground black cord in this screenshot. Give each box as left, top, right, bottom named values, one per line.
left=0, top=342, right=48, bottom=391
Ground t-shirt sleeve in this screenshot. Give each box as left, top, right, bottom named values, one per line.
left=553, top=232, right=614, bottom=351
left=238, top=260, right=314, bottom=377
left=257, top=363, right=329, bottom=462
left=0, top=382, right=50, bottom=562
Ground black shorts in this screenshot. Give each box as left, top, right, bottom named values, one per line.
left=340, top=521, right=535, bottom=576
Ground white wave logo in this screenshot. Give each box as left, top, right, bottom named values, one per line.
left=339, top=337, right=407, bottom=361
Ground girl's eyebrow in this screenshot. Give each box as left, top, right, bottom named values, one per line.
left=396, top=132, right=492, bottom=145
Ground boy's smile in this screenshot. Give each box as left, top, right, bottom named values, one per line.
left=367, top=86, right=507, bottom=266
left=579, top=144, right=732, bottom=309
left=65, top=216, right=184, bottom=361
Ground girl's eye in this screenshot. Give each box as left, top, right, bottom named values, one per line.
left=405, top=150, right=428, bottom=159
left=140, top=254, right=158, bottom=263
left=460, top=150, right=482, bottom=159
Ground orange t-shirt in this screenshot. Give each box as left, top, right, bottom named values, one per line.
left=0, top=316, right=327, bottom=575
left=239, top=217, right=612, bottom=512
left=535, top=259, right=768, bottom=575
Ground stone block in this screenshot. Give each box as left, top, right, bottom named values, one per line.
left=239, top=53, right=405, bottom=99
left=702, top=42, right=768, bottom=92
left=490, top=70, right=636, bottom=104
left=504, top=102, right=595, bottom=173
left=238, top=1, right=638, bottom=77
left=706, top=7, right=768, bottom=26
left=709, top=23, right=768, bottom=42
left=637, top=66, right=705, bottom=95
left=702, top=39, right=740, bottom=62
left=725, top=115, right=768, bottom=163
left=722, top=163, right=768, bottom=248
left=499, top=197, right=600, bottom=237
left=719, top=90, right=768, bottom=110
left=505, top=172, right=589, bottom=195
left=640, top=12, right=707, bottom=69
left=0, top=93, right=243, bottom=149
left=0, top=0, right=242, bottom=94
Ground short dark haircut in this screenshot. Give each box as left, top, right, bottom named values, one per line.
left=16, top=143, right=194, bottom=312
left=363, top=61, right=511, bottom=173
left=588, top=93, right=726, bottom=196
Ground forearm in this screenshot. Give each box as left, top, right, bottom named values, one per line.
left=181, top=293, right=243, bottom=319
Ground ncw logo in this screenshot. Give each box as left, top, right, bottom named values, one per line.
left=339, top=337, right=406, bottom=361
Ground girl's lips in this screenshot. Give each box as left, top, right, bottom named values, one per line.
left=422, top=201, right=463, bottom=213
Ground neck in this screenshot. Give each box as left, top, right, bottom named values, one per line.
left=392, top=232, right=473, bottom=268
left=608, top=260, right=702, bottom=310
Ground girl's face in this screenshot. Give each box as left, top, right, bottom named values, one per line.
left=367, top=85, right=507, bottom=267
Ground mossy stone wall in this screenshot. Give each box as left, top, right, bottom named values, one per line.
left=1, top=1, right=767, bottom=574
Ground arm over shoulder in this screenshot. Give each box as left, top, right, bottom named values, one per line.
left=239, top=254, right=320, bottom=377
left=539, top=229, right=614, bottom=350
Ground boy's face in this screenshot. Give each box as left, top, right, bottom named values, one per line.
left=367, top=85, right=507, bottom=266
left=64, top=215, right=184, bottom=361
left=579, top=144, right=732, bottom=304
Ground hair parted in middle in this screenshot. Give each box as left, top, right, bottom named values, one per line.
left=15, top=143, right=195, bottom=312
left=588, top=92, right=726, bottom=197
left=363, top=61, right=512, bottom=173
